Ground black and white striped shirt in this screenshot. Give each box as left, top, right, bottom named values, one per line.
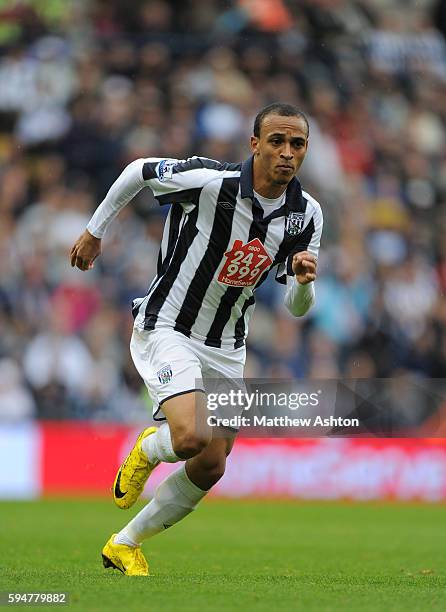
left=87, top=156, right=323, bottom=349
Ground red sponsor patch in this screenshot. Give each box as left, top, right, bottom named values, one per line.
left=218, top=238, right=273, bottom=287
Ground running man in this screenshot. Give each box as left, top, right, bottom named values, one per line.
left=70, top=102, right=323, bottom=575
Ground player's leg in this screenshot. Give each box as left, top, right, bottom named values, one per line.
left=103, top=390, right=217, bottom=575
left=185, top=431, right=235, bottom=490
left=115, top=433, right=234, bottom=547
left=112, top=326, right=211, bottom=510
left=143, top=389, right=212, bottom=463
left=103, top=328, right=240, bottom=574
left=112, top=389, right=213, bottom=509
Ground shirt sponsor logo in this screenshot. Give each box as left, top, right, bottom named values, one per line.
left=285, top=212, right=305, bottom=235
left=218, top=238, right=273, bottom=287
left=157, top=364, right=173, bottom=385
left=157, top=159, right=177, bottom=182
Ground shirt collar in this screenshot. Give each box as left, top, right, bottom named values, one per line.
left=240, top=155, right=305, bottom=214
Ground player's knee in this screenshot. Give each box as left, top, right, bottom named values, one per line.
left=172, top=431, right=211, bottom=459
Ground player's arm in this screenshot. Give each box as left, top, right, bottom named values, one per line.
left=141, top=157, right=222, bottom=201
left=70, top=157, right=218, bottom=271
left=284, top=252, right=317, bottom=317
left=70, top=159, right=147, bottom=271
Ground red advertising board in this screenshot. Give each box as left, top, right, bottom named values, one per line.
left=40, top=422, right=130, bottom=494
left=2, top=422, right=445, bottom=500
left=29, top=422, right=446, bottom=501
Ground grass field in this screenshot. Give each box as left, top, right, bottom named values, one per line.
left=0, top=498, right=445, bottom=611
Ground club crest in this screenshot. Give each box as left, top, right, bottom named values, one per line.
left=157, top=159, right=177, bottom=182
left=285, top=212, right=305, bottom=235
left=157, top=364, right=173, bottom=385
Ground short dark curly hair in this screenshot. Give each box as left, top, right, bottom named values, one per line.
left=253, top=103, right=309, bottom=138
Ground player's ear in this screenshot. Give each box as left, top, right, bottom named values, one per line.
left=250, top=135, right=260, bottom=155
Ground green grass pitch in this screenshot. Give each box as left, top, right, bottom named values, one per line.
left=0, top=498, right=445, bottom=611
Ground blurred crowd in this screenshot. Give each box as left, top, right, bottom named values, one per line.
left=1, top=0, right=446, bottom=423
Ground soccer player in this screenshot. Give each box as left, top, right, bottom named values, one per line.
left=70, top=102, right=323, bottom=575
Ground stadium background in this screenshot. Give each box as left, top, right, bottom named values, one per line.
left=1, top=0, right=446, bottom=502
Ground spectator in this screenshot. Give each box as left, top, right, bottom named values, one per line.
left=0, top=0, right=444, bottom=421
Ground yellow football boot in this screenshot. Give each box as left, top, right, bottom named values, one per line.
left=113, top=427, right=159, bottom=509
left=102, top=534, right=149, bottom=576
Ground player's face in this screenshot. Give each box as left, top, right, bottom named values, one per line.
left=251, top=114, right=309, bottom=189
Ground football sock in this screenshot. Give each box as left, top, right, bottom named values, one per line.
left=143, top=422, right=180, bottom=464
left=116, top=464, right=207, bottom=544
left=113, top=532, right=138, bottom=547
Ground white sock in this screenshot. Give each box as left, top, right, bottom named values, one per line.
left=113, top=532, right=138, bottom=547
left=116, top=465, right=207, bottom=544
left=142, top=423, right=181, bottom=464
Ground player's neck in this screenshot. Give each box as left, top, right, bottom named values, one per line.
left=253, top=181, right=288, bottom=199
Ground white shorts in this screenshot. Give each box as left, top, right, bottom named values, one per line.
left=130, top=326, right=246, bottom=421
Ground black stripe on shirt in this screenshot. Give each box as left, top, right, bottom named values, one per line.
left=263, top=200, right=313, bottom=286
left=134, top=205, right=185, bottom=320
left=156, top=249, right=162, bottom=278
left=233, top=295, right=255, bottom=348
left=159, top=204, right=184, bottom=277
left=156, top=188, right=203, bottom=206
left=232, top=223, right=300, bottom=335
left=204, top=198, right=270, bottom=348
left=143, top=206, right=200, bottom=330
left=285, top=217, right=316, bottom=276
left=173, top=178, right=239, bottom=337
left=173, top=158, right=241, bottom=174
left=142, top=158, right=241, bottom=180
left=232, top=210, right=302, bottom=338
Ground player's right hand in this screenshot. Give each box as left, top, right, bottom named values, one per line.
left=70, top=230, right=101, bottom=271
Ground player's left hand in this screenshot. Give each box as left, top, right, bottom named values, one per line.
left=292, top=251, right=317, bottom=284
